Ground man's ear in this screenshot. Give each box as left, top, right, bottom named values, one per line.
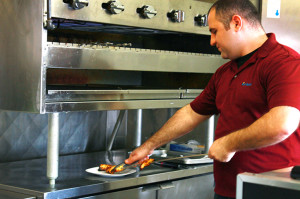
left=231, top=15, right=243, bottom=32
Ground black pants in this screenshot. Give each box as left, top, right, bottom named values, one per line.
left=214, top=193, right=235, bottom=199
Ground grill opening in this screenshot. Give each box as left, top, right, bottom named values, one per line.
left=48, top=19, right=220, bottom=55
left=46, top=69, right=212, bottom=90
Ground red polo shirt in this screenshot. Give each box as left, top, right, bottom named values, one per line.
left=190, top=33, right=300, bottom=197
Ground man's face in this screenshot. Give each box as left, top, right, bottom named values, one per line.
left=208, top=8, right=236, bottom=60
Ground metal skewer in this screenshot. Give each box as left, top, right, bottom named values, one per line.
left=153, top=153, right=209, bottom=164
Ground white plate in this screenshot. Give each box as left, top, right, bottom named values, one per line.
left=86, top=167, right=137, bottom=177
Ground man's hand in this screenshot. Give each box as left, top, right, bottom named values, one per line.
left=125, top=144, right=154, bottom=165
left=208, top=136, right=236, bottom=162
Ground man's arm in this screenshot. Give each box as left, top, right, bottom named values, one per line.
left=209, top=106, right=300, bottom=162
left=125, top=104, right=210, bottom=164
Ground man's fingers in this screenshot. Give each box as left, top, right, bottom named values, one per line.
left=137, top=156, right=149, bottom=164
left=125, top=147, right=154, bottom=164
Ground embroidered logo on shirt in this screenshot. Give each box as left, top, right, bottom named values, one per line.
left=242, top=82, right=252, bottom=86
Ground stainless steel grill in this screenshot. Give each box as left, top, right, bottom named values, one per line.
left=0, top=0, right=226, bottom=113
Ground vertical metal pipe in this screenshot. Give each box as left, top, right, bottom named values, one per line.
left=47, top=0, right=51, bottom=20
left=107, top=110, right=125, bottom=151
left=205, top=115, right=215, bottom=153
left=47, top=113, right=59, bottom=186
left=133, top=109, right=142, bottom=148
left=168, top=108, right=176, bottom=118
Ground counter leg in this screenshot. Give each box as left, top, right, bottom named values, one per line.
left=47, top=113, right=60, bottom=186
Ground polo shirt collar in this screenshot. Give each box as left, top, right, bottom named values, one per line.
left=233, top=33, right=277, bottom=72
left=256, top=33, right=277, bottom=58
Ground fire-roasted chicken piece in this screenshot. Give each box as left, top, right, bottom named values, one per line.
left=99, top=158, right=154, bottom=174
left=140, top=158, right=154, bottom=170
left=106, top=165, right=125, bottom=174
left=99, top=164, right=113, bottom=171
left=98, top=164, right=125, bottom=174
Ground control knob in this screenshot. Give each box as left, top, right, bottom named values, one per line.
left=102, top=0, right=125, bottom=14
left=167, top=10, right=185, bottom=23
left=137, top=5, right=157, bottom=19
left=63, top=0, right=89, bottom=10
left=194, top=14, right=208, bottom=26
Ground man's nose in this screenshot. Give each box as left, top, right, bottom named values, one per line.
left=210, top=35, right=216, bottom=46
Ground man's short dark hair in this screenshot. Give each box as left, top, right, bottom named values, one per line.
left=209, top=0, right=262, bottom=30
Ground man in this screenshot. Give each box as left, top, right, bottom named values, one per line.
left=125, top=0, right=300, bottom=198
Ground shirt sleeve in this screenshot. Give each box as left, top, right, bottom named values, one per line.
left=190, top=72, right=219, bottom=115
left=264, top=58, right=300, bottom=110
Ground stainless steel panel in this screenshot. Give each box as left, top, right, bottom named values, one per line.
left=158, top=174, right=214, bottom=199
left=45, top=99, right=193, bottom=112
left=50, top=0, right=215, bottom=34
left=83, top=174, right=214, bottom=199
left=261, top=0, right=300, bottom=53
left=0, top=0, right=46, bottom=112
left=0, top=111, right=108, bottom=163
left=46, top=43, right=226, bottom=73
left=82, top=187, right=156, bottom=199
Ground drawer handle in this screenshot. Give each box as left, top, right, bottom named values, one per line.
left=142, top=182, right=175, bottom=192
left=159, top=182, right=175, bottom=190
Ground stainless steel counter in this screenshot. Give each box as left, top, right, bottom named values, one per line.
left=0, top=150, right=213, bottom=199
